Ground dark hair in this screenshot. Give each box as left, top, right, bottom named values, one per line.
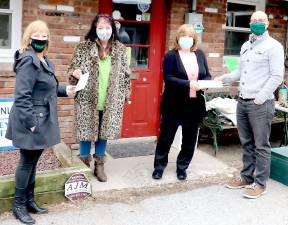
left=85, top=14, right=119, bottom=42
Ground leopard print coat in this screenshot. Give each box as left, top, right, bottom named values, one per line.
left=68, top=40, right=131, bottom=141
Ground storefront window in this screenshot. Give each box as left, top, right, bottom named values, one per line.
left=113, top=0, right=151, bottom=69
left=0, top=0, right=22, bottom=63
left=0, top=0, right=9, bottom=8
left=0, top=0, right=12, bottom=49
left=224, top=0, right=266, bottom=56
left=0, top=13, right=12, bottom=49
left=120, top=23, right=149, bottom=45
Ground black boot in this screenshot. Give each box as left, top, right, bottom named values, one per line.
left=176, top=169, right=187, bottom=180
left=12, top=188, right=35, bottom=224
left=26, top=182, right=48, bottom=214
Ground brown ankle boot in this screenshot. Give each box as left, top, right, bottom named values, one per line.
left=78, top=155, right=92, bottom=167
left=93, top=155, right=107, bottom=182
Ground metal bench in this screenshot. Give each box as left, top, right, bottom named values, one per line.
left=201, top=91, right=284, bottom=156
left=201, top=91, right=237, bottom=156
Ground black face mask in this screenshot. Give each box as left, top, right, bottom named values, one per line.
left=30, top=39, right=48, bottom=52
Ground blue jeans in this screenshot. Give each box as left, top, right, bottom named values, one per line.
left=237, top=99, right=275, bottom=188
left=80, top=140, right=107, bottom=157
left=79, top=110, right=107, bottom=157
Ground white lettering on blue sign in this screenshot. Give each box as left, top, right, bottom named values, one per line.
left=0, top=99, right=16, bottom=150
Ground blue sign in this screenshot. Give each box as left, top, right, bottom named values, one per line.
left=0, top=98, right=16, bottom=150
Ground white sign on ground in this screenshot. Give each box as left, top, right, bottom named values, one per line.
left=65, top=173, right=92, bottom=202
left=0, top=98, right=15, bottom=150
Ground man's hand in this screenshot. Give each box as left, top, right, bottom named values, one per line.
left=190, top=81, right=200, bottom=91
left=254, top=99, right=263, bottom=105
left=72, top=69, right=82, bottom=79
left=66, top=85, right=76, bottom=97
left=214, top=75, right=225, bottom=81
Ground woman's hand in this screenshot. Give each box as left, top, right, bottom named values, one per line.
left=66, top=85, right=76, bottom=97
left=190, top=81, right=200, bottom=91
left=72, top=69, right=82, bottom=79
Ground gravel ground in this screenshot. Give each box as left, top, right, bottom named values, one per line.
left=0, top=149, right=62, bottom=176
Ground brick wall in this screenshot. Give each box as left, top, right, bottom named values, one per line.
left=267, top=0, right=288, bottom=78
left=166, top=0, right=287, bottom=77
left=0, top=0, right=100, bottom=147
left=0, top=0, right=287, bottom=148
left=266, top=0, right=287, bottom=45
left=166, top=0, right=227, bottom=77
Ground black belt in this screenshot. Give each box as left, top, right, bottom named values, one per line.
left=239, top=97, right=255, bottom=101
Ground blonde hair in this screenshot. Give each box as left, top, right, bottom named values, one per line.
left=20, top=20, right=50, bottom=53
left=173, top=24, right=198, bottom=52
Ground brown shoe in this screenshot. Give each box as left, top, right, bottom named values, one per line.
left=79, top=155, right=92, bottom=167
left=225, top=177, right=252, bottom=189
left=93, top=155, right=107, bottom=182
left=243, top=183, right=267, bottom=199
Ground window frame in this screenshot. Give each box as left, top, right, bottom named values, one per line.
left=0, top=0, right=22, bottom=63
left=226, top=0, right=266, bottom=32
left=224, top=0, right=266, bottom=56
left=227, top=0, right=265, bottom=11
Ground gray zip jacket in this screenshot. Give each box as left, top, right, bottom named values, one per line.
left=223, top=31, right=284, bottom=104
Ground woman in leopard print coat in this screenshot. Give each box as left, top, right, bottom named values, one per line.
left=67, top=14, right=131, bottom=182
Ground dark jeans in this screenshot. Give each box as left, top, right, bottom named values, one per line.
left=15, top=149, right=44, bottom=191
left=154, top=115, right=200, bottom=171
left=237, top=99, right=275, bottom=188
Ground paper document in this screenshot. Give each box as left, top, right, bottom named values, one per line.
left=75, top=72, right=89, bottom=92
left=221, top=112, right=237, bottom=126
left=198, top=80, right=223, bottom=89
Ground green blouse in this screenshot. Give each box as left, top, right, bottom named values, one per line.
left=98, top=56, right=111, bottom=111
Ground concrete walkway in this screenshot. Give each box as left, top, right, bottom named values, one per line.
left=90, top=128, right=237, bottom=201
left=90, top=144, right=237, bottom=201
left=1, top=132, right=287, bottom=225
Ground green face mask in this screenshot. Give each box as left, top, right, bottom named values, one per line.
left=250, top=22, right=266, bottom=36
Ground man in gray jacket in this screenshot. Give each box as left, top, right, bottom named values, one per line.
left=216, top=11, right=284, bottom=199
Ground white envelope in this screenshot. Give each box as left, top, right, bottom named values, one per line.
left=75, top=72, right=89, bottom=92
left=198, top=80, right=223, bottom=89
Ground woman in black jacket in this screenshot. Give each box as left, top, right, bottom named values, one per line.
left=5, top=20, right=75, bottom=224
left=152, top=24, right=211, bottom=180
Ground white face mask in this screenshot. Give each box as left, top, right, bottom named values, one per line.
left=178, top=36, right=194, bottom=49
left=96, top=28, right=112, bottom=41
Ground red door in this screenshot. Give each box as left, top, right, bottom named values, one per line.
left=99, top=0, right=166, bottom=137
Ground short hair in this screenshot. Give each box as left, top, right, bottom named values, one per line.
left=173, top=24, right=198, bottom=52
left=20, top=20, right=50, bottom=53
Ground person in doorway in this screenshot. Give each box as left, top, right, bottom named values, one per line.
left=68, top=14, right=131, bottom=182
left=5, top=20, right=75, bottom=224
left=215, top=11, right=284, bottom=199
left=152, top=24, right=211, bottom=181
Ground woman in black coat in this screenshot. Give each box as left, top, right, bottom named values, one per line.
left=5, top=20, right=75, bottom=224
left=152, top=24, right=211, bottom=181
